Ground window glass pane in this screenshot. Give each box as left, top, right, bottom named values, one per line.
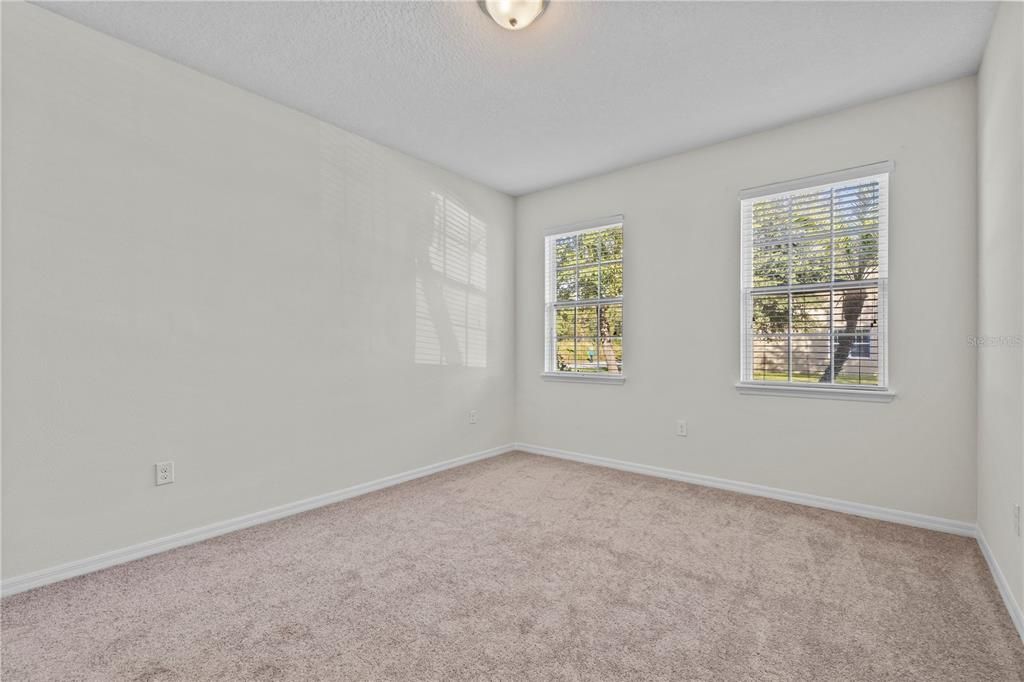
left=834, top=333, right=879, bottom=385
left=599, top=304, right=622, bottom=337
left=556, top=268, right=577, bottom=302
left=597, top=338, right=623, bottom=373
left=600, top=262, right=622, bottom=298
left=555, top=235, right=577, bottom=268
left=578, top=266, right=599, bottom=300
left=752, top=242, right=788, bottom=288
left=790, top=237, right=832, bottom=285
left=834, top=184, right=880, bottom=276
left=578, top=231, right=601, bottom=265
left=598, top=227, right=623, bottom=262
left=751, top=294, right=789, bottom=335
left=789, top=191, right=833, bottom=242
left=834, top=232, right=879, bottom=282
left=576, top=306, right=598, bottom=337
left=832, top=286, right=878, bottom=330
left=751, top=201, right=788, bottom=243
left=575, top=338, right=599, bottom=372
left=555, top=338, right=576, bottom=372
left=751, top=335, right=788, bottom=382
left=846, top=329, right=873, bottom=359
left=791, top=290, right=831, bottom=334
left=555, top=308, right=575, bottom=337
left=790, top=335, right=832, bottom=383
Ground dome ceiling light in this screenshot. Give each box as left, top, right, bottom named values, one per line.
left=478, top=0, right=549, bottom=31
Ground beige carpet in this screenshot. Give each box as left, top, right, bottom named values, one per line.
left=2, top=453, right=1022, bottom=680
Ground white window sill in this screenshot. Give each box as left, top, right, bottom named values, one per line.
left=735, top=382, right=895, bottom=402
left=541, top=372, right=626, bottom=385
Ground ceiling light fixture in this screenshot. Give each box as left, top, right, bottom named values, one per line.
left=478, top=0, right=549, bottom=31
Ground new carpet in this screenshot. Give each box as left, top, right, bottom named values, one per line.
left=2, top=452, right=1022, bottom=680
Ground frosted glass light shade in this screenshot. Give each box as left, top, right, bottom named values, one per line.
left=479, top=0, right=549, bottom=31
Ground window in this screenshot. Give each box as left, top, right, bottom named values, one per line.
left=739, top=163, right=891, bottom=397
left=544, top=217, right=623, bottom=381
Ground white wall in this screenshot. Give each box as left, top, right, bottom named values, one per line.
left=516, top=78, right=979, bottom=523
left=977, top=1, right=1024, bottom=607
left=1, top=4, right=515, bottom=579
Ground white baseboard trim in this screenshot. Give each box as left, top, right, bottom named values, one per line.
left=977, top=528, right=1024, bottom=642
left=1, top=443, right=516, bottom=598
left=7, top=439, right=1010, bottom=639
left=513, top=442, right=976, bottom=537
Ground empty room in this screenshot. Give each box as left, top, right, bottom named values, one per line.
left=2, top=0, right=1023, bottom=679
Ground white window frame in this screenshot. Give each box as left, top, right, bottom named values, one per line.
left=736, top=162, right=895, bottom=402
left=542, top=215, right=625, bottom=384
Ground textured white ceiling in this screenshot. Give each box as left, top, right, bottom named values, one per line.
left=36, top=1, right=995, bottom=196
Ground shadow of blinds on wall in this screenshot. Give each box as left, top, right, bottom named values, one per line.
left=415, top=192, right=488, bottom=368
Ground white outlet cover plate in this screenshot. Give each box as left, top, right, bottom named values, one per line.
left=155, top=461, right=174, bottom=486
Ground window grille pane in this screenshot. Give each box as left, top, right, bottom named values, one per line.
left=575, top=338, right=599, bottom=372
left=751, top=294, right=789, bottom=334
left=555, top=308, right=575, bottom=338
left=843, top=329, right=874, bottom=360
left=598, top=228, right=623, bottom=261
left=576, top=306, right=598, bottom=337
left=555, top=338, right=575, bottom=372
left=600, top=304, right=622, bottom=337
left=751, top=335, right=789, bottom=382
left=752, top=243, right=788, bottom=288
left=600, top=262, right=622, bottom=298
left=578, top=231, right=601, bottom=265
left=791, top=335, right=832, bottom=383
left=578, top=266, right=600, bottom=300
left=602, top=337, right=618, bottom=368
left=835, top=334, right=879, bottom=384
left=597, top=338, right=623, bottom=373
left=833, top=286, right=878, bottom=331
left=556, top=268, right=577, bottom=302
left=834, top=234, right=880, bottom=282
left=555, top=235, right=577, bottom=268
left=791, top=290, right=831, bottom=334
left=789, top=238, right=832, bottom=285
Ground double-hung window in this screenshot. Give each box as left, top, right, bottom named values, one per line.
left=739, top=163, right=892, bottom=398
left=544, top=217, right=624, bottom=382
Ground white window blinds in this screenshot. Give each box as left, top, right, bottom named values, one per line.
left=740, top=163, right=890, bottom=390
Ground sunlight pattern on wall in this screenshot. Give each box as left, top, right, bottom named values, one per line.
left=415, top=192, right=487, bottom=367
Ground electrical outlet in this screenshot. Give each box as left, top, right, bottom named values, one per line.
left=676, top=420, right=687, bottom=437
left=469, top=410, right=478, bottom=425
left=1015, top=504, right=1021, bottom=537
left=155, top=461, right=174, bottom=486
